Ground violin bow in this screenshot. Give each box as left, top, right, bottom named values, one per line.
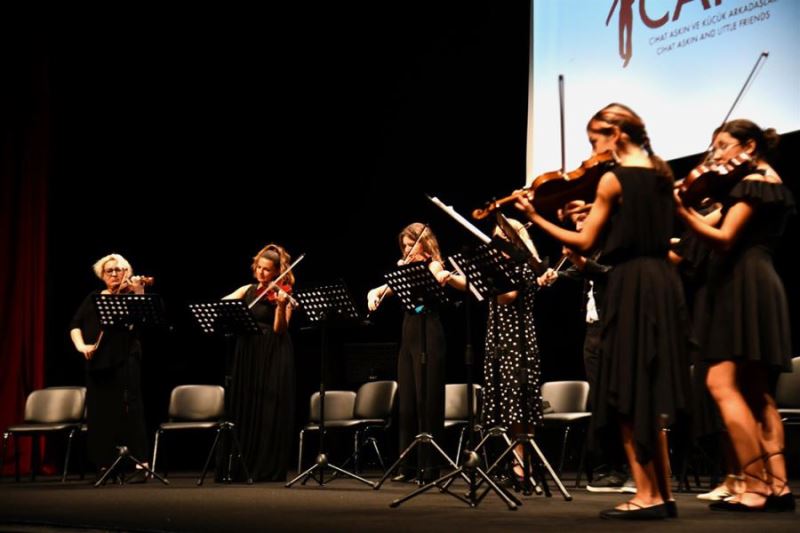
left=248, top=252, right=305, bottom=309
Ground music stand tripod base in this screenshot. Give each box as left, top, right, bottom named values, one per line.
left=94, top=446, right=169, bottom=487
left=285, top=280, right=374, bottom=488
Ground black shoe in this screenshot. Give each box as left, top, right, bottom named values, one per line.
left=766, top=493, right=796, bottom=513
left=665, top=499, right=678, bottom=518
left=600, top=502, right=667, bottom=520
left=587, top=472, right=627, bottom=493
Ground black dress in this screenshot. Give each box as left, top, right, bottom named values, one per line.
left=482, top=265, right=543, bottom=429
left=700, top=180, right=794, bottom=373
left=592, top=167, right=692, bottom=463
left=70, top=291, right=148, bottom=470
left=229, top=285, right=295, bottom=481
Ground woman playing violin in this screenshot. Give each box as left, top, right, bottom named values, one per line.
left=69, top=253, right=150, bottom=479
left=223, top=243, right=295, bottom=481
left=675, top=120, right=794, bottom=512
left=367, top=223, right=464, bottom=483
left=516, top=104, right=690, bottom=520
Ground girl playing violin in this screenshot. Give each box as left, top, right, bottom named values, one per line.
left=223, top=243, right=296, bottom=481
left=367, top=223, right=465, bottom=483
left=69, top=253, right=150, bottom=479
left=675, top=120, right=794, bottom=512
left=516, top=104, right=690, bottom=520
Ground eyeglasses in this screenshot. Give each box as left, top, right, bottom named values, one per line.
left=711, top=142, right=740, bottom=155
left=103, top=267, right=125, bottom=275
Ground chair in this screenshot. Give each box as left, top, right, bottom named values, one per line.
left=540, top=380, right=591, bottom=484
left=776, top=356, right=800, bottom=427
left=340, top=380, right=398, bottom=473
left=444, top=384, right=482, bottom=465
left=1, top=386, right=86, bottom=482
left=296, top=390, right=357, bottom=474
left=151, top=385, right=239, bottom=485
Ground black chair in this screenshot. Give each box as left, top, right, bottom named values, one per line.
left=1, top=386, right=86, bottom=482
left=776, top=356, right=800, bottom=427
left=339, top=380, right=398, bottom=474
left=296, top=390, right=357, bottom=474
left=444, top=383, right=482, bottom=465
left=151, top=385, right=240, bottom=485
left=540, top=380, right=591, bottom=485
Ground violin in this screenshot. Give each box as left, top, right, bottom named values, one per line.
left=260, top=282, right=294, bottom=305
left=115, top=275, right=154, bottom=294
left=677, top=152, right=755, bottom=208
left=472, top=151, right=616, bottom=221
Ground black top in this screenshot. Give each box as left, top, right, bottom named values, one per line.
left=70, top=290, right=141, bottom=370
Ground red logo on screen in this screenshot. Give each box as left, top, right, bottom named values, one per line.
left=607, top=0, right=724, bottom=67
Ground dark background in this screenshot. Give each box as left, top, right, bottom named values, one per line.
left=9, top=2, right=797, bottom=467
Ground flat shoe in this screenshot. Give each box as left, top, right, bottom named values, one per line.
left=600, top=502, right=667, bottom=520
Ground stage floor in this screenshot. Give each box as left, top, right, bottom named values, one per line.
left=0, top=471, right=796, bottom=532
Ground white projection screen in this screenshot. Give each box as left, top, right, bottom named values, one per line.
left=526, top=0, right=800, bottom=180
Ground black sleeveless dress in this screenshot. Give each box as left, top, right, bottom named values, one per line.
left=229, top=285, right=295, bottom=481
left=699, top=180, right=794, bottom=372
left=592, top=167, right=692, bottom=463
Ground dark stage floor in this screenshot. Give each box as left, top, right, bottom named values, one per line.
left=0, top=471, right=796, bottom=532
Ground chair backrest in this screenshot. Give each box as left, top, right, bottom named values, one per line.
left=353, top=380, right=398, bottom=419
left=309, top=391, right=356, bottom=422
left=775, top=357, right=800, bottom=408
left=24, top=387, right=86, bottom=424
left=444, top=384, right=481, bottom=420
left=168, top=385, right=225, bottom=421
left=541, top=381, right=589, bottom=413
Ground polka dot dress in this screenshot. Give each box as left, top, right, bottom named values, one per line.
left=482, top=266, right=543, bottom=428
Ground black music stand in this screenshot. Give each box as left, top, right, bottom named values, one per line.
left=286, top=281, right=374, bottom=488
left=187, top=299, right=259, bottom=484
left=372, top=262, right=470, bottom=505
left=452, top=245, right=572, bottom=502
left=386, top=246, right=522, bottom=510
left=91, top=293, right=169, bottom=487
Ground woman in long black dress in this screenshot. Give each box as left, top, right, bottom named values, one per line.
left=482, top=217, right=544, bottom=482
left=69, top=253, right=150, bottom=478
left=675, top=119, right=794, bottom=512
left=516, top=103, right=690, bottom=520
left=223, top=243, right=295, bottom=481
left=367, top=223, right=464, bottom=483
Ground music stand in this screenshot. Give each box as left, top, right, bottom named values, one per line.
left=452, top=246, right=573, bottom=502
left=286, top=281, right=374, bottom=488
left=91, top=293, right=169, bottom=487
left=187, top=299, right=260, bottom=484
left=385, top=247, right=521, bottom=510
left=372, top=262, right=472, bottom=504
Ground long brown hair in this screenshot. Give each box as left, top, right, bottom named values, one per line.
left=589, top=103, right=674, bottom=180
left=715, top=119, right=780, bottom=163
left=251, top=243, right=295, bottom=286
left=397, top=223, right=443, bottom=263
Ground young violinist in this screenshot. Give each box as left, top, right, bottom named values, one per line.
left=69, top=253, right=150, bottom=480
left=516, top=103, right=690, bottom=520
left=222, top=243, right=295, bottom=481
left=675, top=119, right=794, bottom=512
left=367, top=223, right=465, bottom=483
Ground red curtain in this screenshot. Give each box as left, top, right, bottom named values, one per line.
left=0, top=39, right=49, bottom=476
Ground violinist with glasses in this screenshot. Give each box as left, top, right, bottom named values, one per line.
left=222, top=243, right=297, bottom=481
left=70, top=253, right=152, bottom=481
left=675, top=120, right=795, bottom=512
left=516, top=103, right=691, bottom=520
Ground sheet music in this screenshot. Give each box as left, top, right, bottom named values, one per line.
left=427, top=195, right=491, bottom=244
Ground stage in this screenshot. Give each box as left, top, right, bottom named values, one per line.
left=0, top=471, right=795, bottom=532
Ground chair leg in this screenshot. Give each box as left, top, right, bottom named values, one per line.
left=14, top=435, right=20, bottom=482
left=352, top=431, right=360, bottom=474
left=369, top=437, right=385, bottom=472
left=558, top=426, right=571, bottom=476
left=575, top=426, right=588, bottom=487
left=151, top=429, right=162, bottom=475
left=297, top=429, right=305, bottom=475
left=62, top=429, right=77, bottom=483
left=31, top=436, right=40, bottom=481
left=455, top=427, right=466, bottom=466
left=198, top=427, right=224, bottom=486
left=0, top=432, right=8, bottom=481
